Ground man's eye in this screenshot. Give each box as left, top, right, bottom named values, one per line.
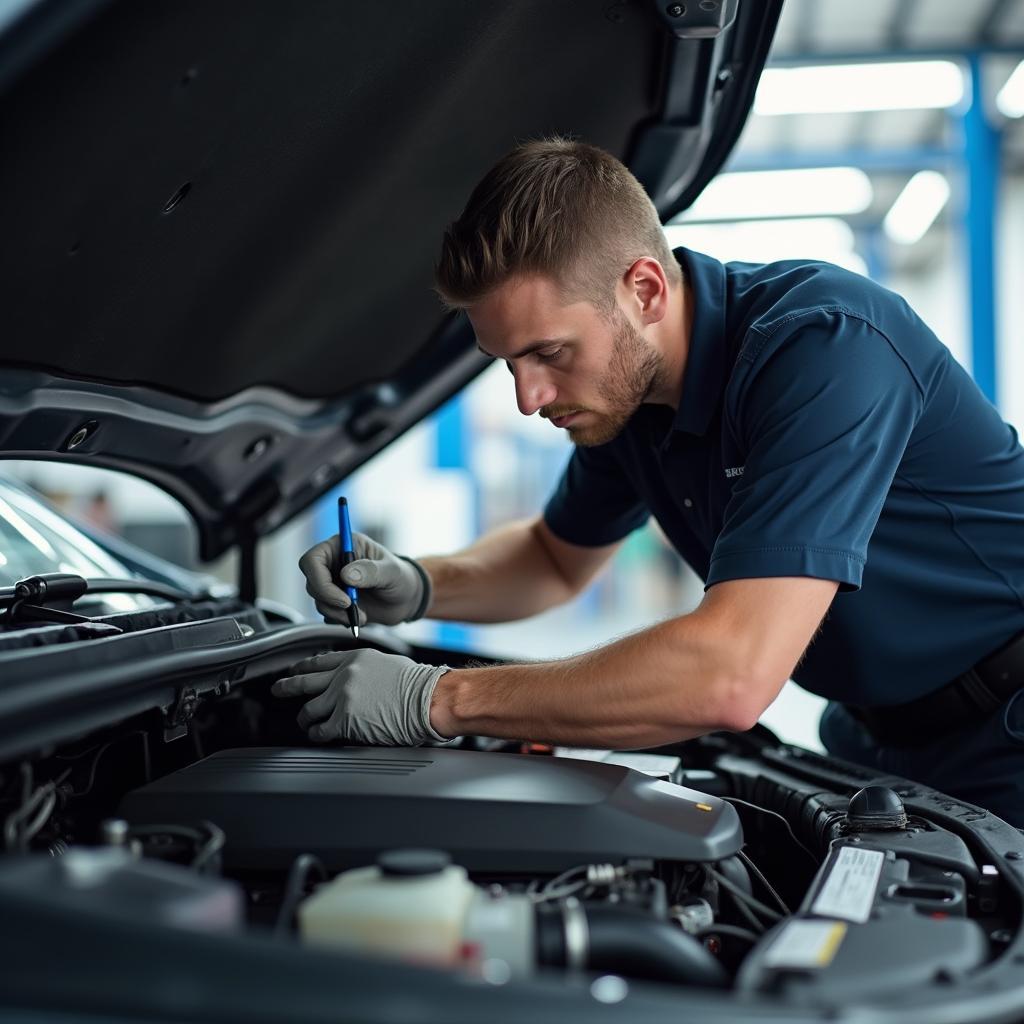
left=538, top=348, right=564, bottom=362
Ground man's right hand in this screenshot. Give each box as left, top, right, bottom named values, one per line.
left=299, top=531, right=432, bottom=628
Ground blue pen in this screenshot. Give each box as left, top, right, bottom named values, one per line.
left=337, top=497, right=360, bottom=638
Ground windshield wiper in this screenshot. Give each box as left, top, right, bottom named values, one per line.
left=0, top=573, right=195, bottom=629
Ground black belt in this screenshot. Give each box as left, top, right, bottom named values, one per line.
left=845, top=629, right=1024, bottom=748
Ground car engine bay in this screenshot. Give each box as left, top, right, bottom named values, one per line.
left=3, top=616, right=1024, bottom=1021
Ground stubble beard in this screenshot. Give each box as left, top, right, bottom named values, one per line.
left=566, top=312, right=667, bottom=447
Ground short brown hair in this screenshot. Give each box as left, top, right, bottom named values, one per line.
left=435, top=137, right=681, bottom=315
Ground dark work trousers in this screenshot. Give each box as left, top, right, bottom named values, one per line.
left=819, top=697, right=1024, bottom=830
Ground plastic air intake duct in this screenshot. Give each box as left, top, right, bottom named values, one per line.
left=535, top=901, right=728, bottom=988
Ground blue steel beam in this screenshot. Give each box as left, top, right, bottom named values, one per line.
left=435, top=394, right=468, bottom=471
left=315, top=485, right=342, bottom=550
left=962, top=54, right=1001, bottom=404
left=433, top=393, right=475, bottom=649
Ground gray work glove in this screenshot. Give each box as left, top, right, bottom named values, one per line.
left=271, top=649, right=451, bottom=745
left=298, top=531, right=432, bottom=628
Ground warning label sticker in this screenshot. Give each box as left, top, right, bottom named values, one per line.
left=763, top=919, right=848, bottom=969
left=811, top=846, right=885, bottom=924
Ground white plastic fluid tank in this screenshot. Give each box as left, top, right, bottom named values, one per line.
left=298, top=848, right=477, bottom=965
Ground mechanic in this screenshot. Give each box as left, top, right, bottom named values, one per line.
left=273, top=138, right=1024, bottom=827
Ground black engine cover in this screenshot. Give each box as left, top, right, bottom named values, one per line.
left=118, top=747, right=742, bottom=873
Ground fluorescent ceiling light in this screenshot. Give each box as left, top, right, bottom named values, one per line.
left=755, top=61, right=964, bottom=115
left=677, top=168, right=873, bottom=222
left=883, top=171, right=950, bottom=246
left=996, top=60, right=1024, bottom=119
left=664, top=218, right=865, bottom=275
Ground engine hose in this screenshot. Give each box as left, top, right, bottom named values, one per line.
left=536, top=902, right=729, bottom=989
left=716, top=855, right=752, bottom=897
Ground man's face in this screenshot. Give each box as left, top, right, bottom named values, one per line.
left=467, top=274, right=667, bottom=447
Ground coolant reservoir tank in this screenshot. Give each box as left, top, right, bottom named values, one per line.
left=298, top=848, right=477, bottom=965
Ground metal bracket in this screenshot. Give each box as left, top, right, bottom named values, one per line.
left=652, top=0, right=738, bottom=39
left=163, top=687, right=199, bottom=742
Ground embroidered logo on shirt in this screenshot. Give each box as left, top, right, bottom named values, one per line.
left=724, top=466, right=746, bottom=479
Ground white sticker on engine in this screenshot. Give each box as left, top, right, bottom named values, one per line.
left=763, top=919, right=847, bottom=969
left=811, top=846, right=884, bottom=924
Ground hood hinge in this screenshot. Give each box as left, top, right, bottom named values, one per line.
left=163, top=686, right=199, bottom=743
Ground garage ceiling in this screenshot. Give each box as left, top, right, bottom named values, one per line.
left=681, top=0, right=1024, bottom=271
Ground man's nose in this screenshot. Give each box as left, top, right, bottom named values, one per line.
left=514, top=366, right=557, bottom=416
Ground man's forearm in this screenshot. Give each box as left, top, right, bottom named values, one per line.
left=418, top=519, right=576, bottom=623
left=429, top=610, right=757, bottom=748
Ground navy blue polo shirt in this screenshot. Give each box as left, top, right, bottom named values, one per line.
left=543, top=247, right=1024, bottom=706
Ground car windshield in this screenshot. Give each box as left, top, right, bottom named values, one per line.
left=0, top=477, right=171, bottom=615
left=0, top=480, right=136, bottom=586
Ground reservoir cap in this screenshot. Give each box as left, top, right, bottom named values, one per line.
left=847, top=785, right=908, bottom=831
left=377, top=848, right=452, bottom=877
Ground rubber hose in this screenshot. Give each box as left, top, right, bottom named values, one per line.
left=717, top=854, right=752, bottom=896
left=537, top=903, right=729, bottom=989
left=585, top=905, right=729, bottom=988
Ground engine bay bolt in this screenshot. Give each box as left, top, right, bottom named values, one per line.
left=665, top=3, right=685, bottom=17
left=100, top=819, right=129, bottom=846
left=64, top=420, right=98, bottom=452
left=245, top=436, right=272, bottom=462
left=590, top=975, right=629, bottom=1004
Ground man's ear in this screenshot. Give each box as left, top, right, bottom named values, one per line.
left=622, top=257, right=670, bottom=326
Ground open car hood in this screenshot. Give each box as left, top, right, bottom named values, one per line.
left=0, top=0, right=781, bottom=560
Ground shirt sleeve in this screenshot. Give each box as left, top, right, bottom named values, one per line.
left=706, top=311, right=924, bottom=592
left=543, top=443, right=650, bottom=546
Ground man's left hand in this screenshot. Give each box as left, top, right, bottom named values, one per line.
left=271, top=649, right=451, bottom=746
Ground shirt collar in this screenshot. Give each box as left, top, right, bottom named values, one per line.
left=666, top=246, right=728, bottom=440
